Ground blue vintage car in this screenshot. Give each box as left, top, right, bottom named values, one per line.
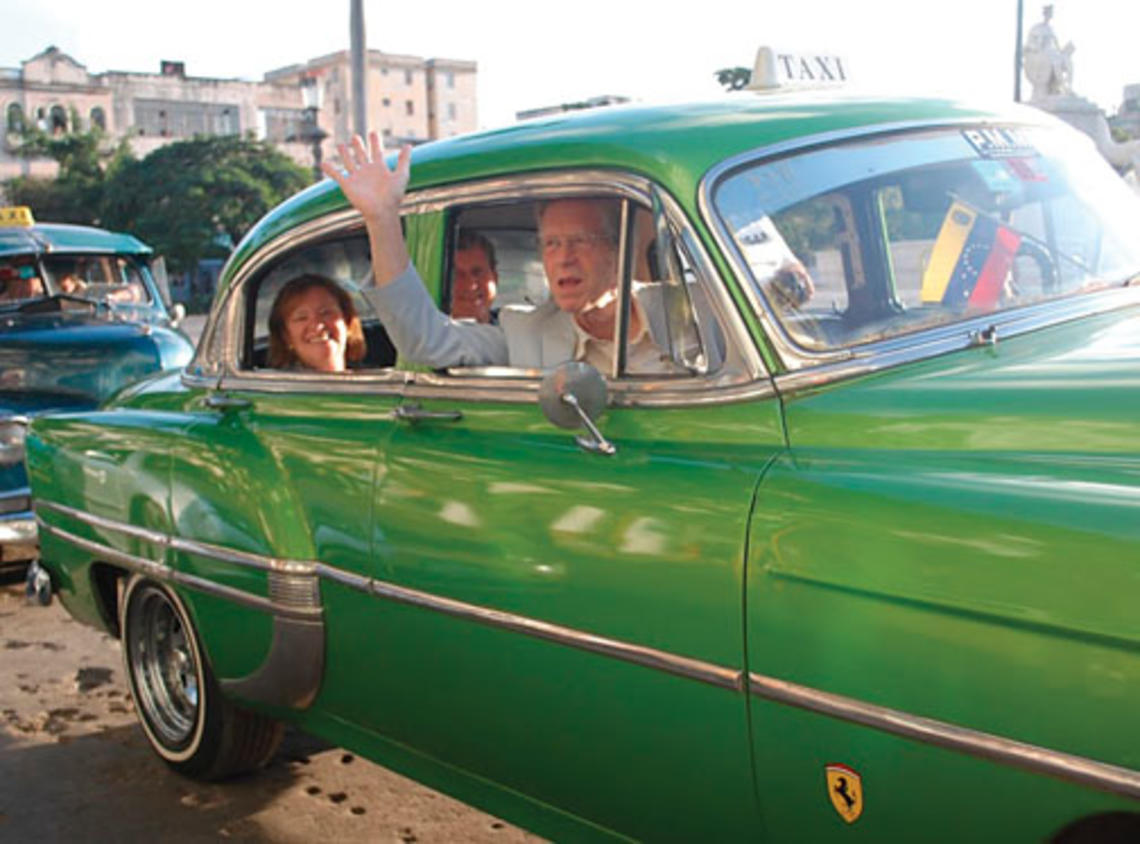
left=0, top=207, right=194, bottom=572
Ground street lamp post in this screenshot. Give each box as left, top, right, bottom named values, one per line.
left=1014, top=0, right=1025, bottom=102
left=301, top=79, right=328, bottom=181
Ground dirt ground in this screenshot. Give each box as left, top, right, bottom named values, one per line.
left=0, top=576, right=544, bottom=843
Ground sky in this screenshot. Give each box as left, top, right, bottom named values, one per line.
left=2, top=0, right=1137, bottom=130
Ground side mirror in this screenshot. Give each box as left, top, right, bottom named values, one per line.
left=538, top=362, right=616, bottom=456
left=169, top=302, right=186, bottom=329
left=150, top=255, right=175, bottom=309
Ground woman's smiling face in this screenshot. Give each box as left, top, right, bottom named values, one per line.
left=284, top=285, right=349, bottom=372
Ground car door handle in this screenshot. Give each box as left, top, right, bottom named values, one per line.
left=204, top=393, right=252, bottom=411
left=392, top=403, right=463, bottom=423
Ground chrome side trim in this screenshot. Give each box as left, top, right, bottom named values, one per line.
left=749, top=672, right=1140, bottom=801
left=40, top=498, right=738, bottom=689
left=171, top=535, right=318, bottom=577
left=315, top=562, right=744, bottom=691
left=41, top=498, right=1140, bottom=796
left=36, top=518, right=317, bottom=620
left=38, top=499, right=168, bottom=546
left=0, top=486, right=31, bottom=502
left=35, top=505, right=321, bottom=622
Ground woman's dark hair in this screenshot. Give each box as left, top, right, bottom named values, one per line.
left=267, top=274, right=366, bottom=369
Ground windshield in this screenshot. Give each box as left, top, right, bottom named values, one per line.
left=713, top=125, right=1140, bottom=352
left=0, top=253, right=152, bottom=307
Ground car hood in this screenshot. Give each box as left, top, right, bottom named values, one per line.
left=0, top=311, right=188, bottom=412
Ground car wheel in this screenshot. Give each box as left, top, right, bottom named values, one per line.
left=120, top=574, right=284, bottom=780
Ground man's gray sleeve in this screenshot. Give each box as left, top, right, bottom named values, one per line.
left=362, top=263, right=509, bottom=368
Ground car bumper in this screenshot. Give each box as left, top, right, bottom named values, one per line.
left=0, top=487, right=38, bottom=566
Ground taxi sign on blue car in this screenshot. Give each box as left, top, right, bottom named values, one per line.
left=0, top=206, right=35, bottom=227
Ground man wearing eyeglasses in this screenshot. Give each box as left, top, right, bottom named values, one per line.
left=325, top=132, right=672, bottom=372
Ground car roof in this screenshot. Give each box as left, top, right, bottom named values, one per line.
left=0, top=222, right=152, bottom=259
left=223, top=92, right=1053, bottom=292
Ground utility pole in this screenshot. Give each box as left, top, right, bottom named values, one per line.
left=351, top=0, right=368, bottom=136
left=1014, top=0, right=1024, bottom=102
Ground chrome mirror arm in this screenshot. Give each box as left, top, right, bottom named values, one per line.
left=561, top=393, right=616, bottom=456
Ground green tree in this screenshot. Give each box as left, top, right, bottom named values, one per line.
left=3, top=120, right=122, bottom=224
left=715, top=67, right=752, bottom=91
left=101, top=135, right=309, bottom=275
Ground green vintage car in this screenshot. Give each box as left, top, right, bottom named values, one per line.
left=25, top=85, right=1140, bottom=841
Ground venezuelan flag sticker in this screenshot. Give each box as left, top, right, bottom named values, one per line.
left=825, top=763, right=863, bottom=824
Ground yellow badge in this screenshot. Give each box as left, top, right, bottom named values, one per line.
left=825, top=763, right=863, bottom=824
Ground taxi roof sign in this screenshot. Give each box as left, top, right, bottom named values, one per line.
left=746, top=47, right=849, bottom=92
left=0, top=207, right=36, bottom=227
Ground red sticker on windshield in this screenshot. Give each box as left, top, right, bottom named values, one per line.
left=1004, top=157, right=1047, bottom=182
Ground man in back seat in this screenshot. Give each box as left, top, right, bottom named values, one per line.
left=450, top=230, right=499, bottom=324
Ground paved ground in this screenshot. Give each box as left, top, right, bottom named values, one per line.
left=0, top=577, right=543, bottom=843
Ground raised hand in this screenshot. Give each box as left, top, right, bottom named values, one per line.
left=321, top=132, right=411, bottom=223
left=321, top=131, right=412, bottom=286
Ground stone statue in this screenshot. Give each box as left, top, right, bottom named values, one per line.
left=1023, top=4, right=1075, bottom=101
left=1019, top=5, right=1140, bottom=181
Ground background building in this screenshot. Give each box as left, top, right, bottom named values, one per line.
left=1, top=45, right=478, bottom=184
left=264, top=49, right=477, bottom=149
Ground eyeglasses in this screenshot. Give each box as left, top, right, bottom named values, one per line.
left=537, top=233, right=615, bottom=254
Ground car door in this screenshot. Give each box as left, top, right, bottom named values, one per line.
left=172, top=221, right=408, bottom=701
left=341, top=174, right=784, bottom=840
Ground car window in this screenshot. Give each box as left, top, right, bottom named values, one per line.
left=443, top=197, right=723, bottom=379
left=0, top=254, right=152, bottom=306
left=715, top=125, right=1140, bottom=352
left=240, top=233, right=397, bottom=372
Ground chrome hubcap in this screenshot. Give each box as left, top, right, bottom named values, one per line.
left=127, top=586, right=200, bottom=748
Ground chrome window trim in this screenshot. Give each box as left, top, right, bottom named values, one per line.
left=773, top=287, right=1140, bottom=396
left=397, top=371, right=778, bottom=409
left=209, top=369, right=411, bottom=397
left=37, top=497, right=1140, bottom=799
left=186, top=207, right=366, bottom=382
left=186, top=170, right=770, bottom=407
left=695, top=115, right=1140, bottom=383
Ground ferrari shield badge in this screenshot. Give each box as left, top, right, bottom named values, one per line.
left=825, top=763, right=863, bottom=823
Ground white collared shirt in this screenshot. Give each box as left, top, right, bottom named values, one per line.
left=570, top=296, right=681, bottom=375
